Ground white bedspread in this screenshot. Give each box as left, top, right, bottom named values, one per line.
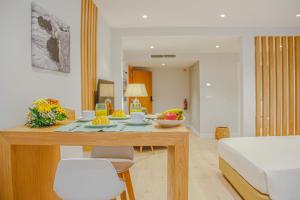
left=218, top=136, right=300, bottom=200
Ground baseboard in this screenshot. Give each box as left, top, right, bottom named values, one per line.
left=186, top=125, right=201, bottom=136
left=201, top=133, right=214, bottom=138
left=185, top=125, right=240, bottom=138
left=199, top=132, right=240, bottom=138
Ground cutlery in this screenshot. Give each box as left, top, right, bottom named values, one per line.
left=120, top=125, right=126, bottom=131
left=69, top=124, right=81, bottom=132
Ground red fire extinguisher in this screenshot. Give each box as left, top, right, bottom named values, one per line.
left=184, top=98, right=188, bottom=110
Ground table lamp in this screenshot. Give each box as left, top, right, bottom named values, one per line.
left=125, top=83, right=148, bottom=112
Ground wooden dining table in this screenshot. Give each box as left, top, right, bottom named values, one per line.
left=0, top=121, right=189, bottom=200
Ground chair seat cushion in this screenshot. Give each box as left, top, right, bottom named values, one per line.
left=108, top=158, right=134, bottom=173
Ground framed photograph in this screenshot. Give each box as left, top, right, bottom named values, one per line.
left=31, top=2, right=70, bottom=73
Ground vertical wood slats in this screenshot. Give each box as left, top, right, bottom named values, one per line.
left=255, top=37, right=261, bottom=136
left=261, top=37, right=268, bottom=136
left=80, top=0, right=86, bottom=110
left=268, top=37, right=275, bottom=136
left=288, top=37, right=295, bottom=136
left=255, top=36, right=300, bottom=136
left=296, top=37, right=300, bottom=135
left=94, top=6, right=98, bottom=104
left=81, top=0, right=98, bottom=110
left=282, top=37, right=288, bottom=136
left=275, top=37, right=281, bottom=136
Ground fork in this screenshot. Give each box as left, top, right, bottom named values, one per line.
left=68, top=124, right=81, bottom=132
left=119, top=125, right=126, bottom=131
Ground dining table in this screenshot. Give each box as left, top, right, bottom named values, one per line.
left=0, top=118, right=189, bottom=200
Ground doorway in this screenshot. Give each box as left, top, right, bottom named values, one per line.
left=123, top=35, right=241, bottom=136
left=128, top=66, right=153, bottom=114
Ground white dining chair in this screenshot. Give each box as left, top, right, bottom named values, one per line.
left=91, top=146, right=135, bottom=200
left=60, top=146, right=84, bottom=159
left=54, top=158, right=125, bottom=200
left=61, top=109, right=135, bottom=199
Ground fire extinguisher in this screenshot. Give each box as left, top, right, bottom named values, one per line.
left=184, top=98, right=188, bottom=110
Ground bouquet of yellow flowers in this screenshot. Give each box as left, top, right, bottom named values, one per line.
left=26, top=98, right=67, bottom=128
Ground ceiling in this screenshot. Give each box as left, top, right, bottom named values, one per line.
left=98, top=0, right=300, bottom=28
left=126, top=59, right=197, bottom=69
left=123, top=36, right=241, bottom=54
left=123, top=35, right=241, bottom=68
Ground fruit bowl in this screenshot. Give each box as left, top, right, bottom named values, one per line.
left=156, top=117, right=185, bottom=128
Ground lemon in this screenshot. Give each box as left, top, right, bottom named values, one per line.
left=112, top=110, right=126, bottom=117
left=92, top=116, right=110, bottom=125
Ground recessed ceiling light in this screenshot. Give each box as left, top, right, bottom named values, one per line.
left=161, top=63, right=166, bottom=66
left=216, top=45, right=220, bottom=48
left=220, top=14, right=226, bottom=18
left=206, top=82, right=212, bottom=87
left=142, top=15, right=148, bottom=19
left=150, top=45, right=154, bottom=49
left=296, top=14, right=300, bottom=18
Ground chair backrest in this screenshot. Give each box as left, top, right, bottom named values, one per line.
left=54, top=158, right=124, bottom=200
left=91, top=146, right=134, bottom=160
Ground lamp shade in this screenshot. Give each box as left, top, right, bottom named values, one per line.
left=125, top=84, right=148, bottom=97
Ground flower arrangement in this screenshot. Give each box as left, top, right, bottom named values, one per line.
left=26, top=98, right=67, bottom=128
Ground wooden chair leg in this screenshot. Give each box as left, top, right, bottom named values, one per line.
left=123, top=170, right=135, bottom=200
left=150, top=146, right=154, bottom=152
left=118, top=173, right=127, bottom=200
left=139, top=146, right=143, bottom=152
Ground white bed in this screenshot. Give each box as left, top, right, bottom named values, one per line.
left=218, top=136, right=300, bottom=200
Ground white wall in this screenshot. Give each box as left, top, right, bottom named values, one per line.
left=111, top=27, right=300, bottom=137
left=151, top=67, right=189, bottom=123
left=189, top=62, right=200, bottom=134
left=199, top=54, right=240, bottom=137
left=0, top=0, right=113, bottom=129
left=0, top=0, right=81, bottom=129
left=111, top=31, right=123, bottom=109
left=98, top=13, right=113, bottom=81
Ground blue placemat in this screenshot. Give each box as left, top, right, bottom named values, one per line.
left=55, top=120, right=153, bottom=132
left=122, top=124, right=153, bottom=132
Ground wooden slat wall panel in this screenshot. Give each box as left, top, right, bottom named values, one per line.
left=281, top=37, right=288, bottom=136
left=255, top=37, right=261, bottom=136
left=268, top=37, right=275, bottom=136
left=80, top=0, right=86, bottom=109
left=288, top=37, right=295, bottom=135
left=86, top=1, right=91, bottom=108
left=94, top=6, right=98, bottom=101
left=255, top=36, right=300, bottom=137
left=261, top=37, right=268, bottom=136
left=89, top=2, right=93, bottom=108
left=296, top=37, right=300, bottom=135
left=81, top=0, right=98, bottom=110
left=275, top=37, right=281, bottom=136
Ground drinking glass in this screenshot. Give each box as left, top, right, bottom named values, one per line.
left=95, top=103, right=107, bottom=117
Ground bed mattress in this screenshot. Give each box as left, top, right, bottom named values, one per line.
left=218, top=136, right=300, bottom=200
